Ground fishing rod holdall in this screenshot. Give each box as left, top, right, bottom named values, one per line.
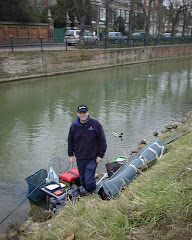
left=96, top=138, right=167, bottom=200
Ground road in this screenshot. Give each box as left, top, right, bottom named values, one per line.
left=0, top=43, right=76, bottom=52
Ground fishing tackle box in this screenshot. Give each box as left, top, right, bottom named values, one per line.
left=59, top=168, right=80, bottom=187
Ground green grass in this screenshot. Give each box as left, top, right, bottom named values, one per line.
left=20, top=116, right=192, bottom=240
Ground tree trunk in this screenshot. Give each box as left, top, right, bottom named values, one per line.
left=145, top=0, right=153, bottom=43
left=105, top=0, right=110, bottom=47
left=77, top=0, right=86, bottom=46
left=128, top=6, right=133, bottom=40
left=79, top=14, right=86, bottom=45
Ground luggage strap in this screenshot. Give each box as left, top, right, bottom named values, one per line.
left=68, top=170, right=79, bottom=178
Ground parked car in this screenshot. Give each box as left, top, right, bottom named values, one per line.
left=64, top=30, right=97, bottom=45
left=64, top=30, right=80, bottom=45
left=108, top=32, right=127, bottom=43
left=149, top=33, right=164, bottom=41
left=175, top=33, right=189, bottom=39
left=132, top=32, right=146, bottom=42
left=162, top=33, right=171, bottom=40
left=84, top=30, right=97, bottom=44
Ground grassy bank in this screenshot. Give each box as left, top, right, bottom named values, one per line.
left=18, top=112, right=192, bottom=240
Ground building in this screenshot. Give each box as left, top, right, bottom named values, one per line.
left=93, top=0, right=164, bottom=34
left=91, top=0, right=130, bottom=30
left=37, top=0, right=57, bottom=8
left=34, top=0, right=192, bottom=36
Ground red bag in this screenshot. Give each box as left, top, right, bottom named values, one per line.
left=59, top=168, right=80, bottom=186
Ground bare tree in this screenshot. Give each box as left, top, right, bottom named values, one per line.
left=128, top=0, right=138, bottom=39
left=137, top=0, right=154, bottom=42
left=73, top=0, right=92, bottom=45
left=156, top=0, right=165, bottom=35
left=164, top=0, right=184, bottom=38
left=181, top=0, right=192, bottom=36
left=101, top=0, right=113, bottom=46
left=73, top=0, right=86, bottom=45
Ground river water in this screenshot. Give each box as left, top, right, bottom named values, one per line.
left=0, top=57, right=192, bottom=235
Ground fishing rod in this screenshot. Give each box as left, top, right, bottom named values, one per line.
left=164, top=130, right=190, bottom=145
left=0, top=159, right=74, bottom=225
left=0, top=178, right=46, bottom=225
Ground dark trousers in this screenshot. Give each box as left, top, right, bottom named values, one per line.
left=77, top=158, right=97, bottom=193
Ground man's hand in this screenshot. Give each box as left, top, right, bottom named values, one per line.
left=96, top=156, right=102, bottom=163
left=69, top=156, right=75, bottom=164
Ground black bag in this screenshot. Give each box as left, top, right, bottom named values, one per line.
left=106, top=162, right=122, bottom=178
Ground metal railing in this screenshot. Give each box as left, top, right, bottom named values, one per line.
left=0, top=36, right=67, bottom=51
left=0, top=35, right=191, bottom=51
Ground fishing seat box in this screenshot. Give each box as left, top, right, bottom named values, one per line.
left=59, top=168, right=80, bottom=187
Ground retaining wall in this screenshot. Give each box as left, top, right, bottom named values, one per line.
left=0, top=22, right=54, bottom=44
left=0, top=44, right=192, bottom=83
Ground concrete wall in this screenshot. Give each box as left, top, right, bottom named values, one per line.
left=0, top=44, right=192, bottom=83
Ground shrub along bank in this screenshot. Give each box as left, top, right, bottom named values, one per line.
left=10, top=112, right=192, bottom=240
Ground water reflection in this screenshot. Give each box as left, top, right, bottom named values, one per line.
left=0, top=57, right=192, bottom=234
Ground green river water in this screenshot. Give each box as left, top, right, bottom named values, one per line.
left=0, top=57, right=192, bottom=235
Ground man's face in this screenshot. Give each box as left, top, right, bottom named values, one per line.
left=77, top=111, right=89, bottom=123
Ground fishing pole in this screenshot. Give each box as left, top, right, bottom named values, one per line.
left=0, top=159, right=73, bottom=225
left=0, top=179, right=46, bottom=225
left=164, top=130, right=190, bottom=145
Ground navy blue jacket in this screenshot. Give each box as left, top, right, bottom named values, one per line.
left=68, top=116, right=107, bottom=160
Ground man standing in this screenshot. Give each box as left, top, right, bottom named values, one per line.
left=68, top=105, right=107, bottom=193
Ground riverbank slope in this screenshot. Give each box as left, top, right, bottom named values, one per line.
left=12, top=111, right=192, bottom=240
